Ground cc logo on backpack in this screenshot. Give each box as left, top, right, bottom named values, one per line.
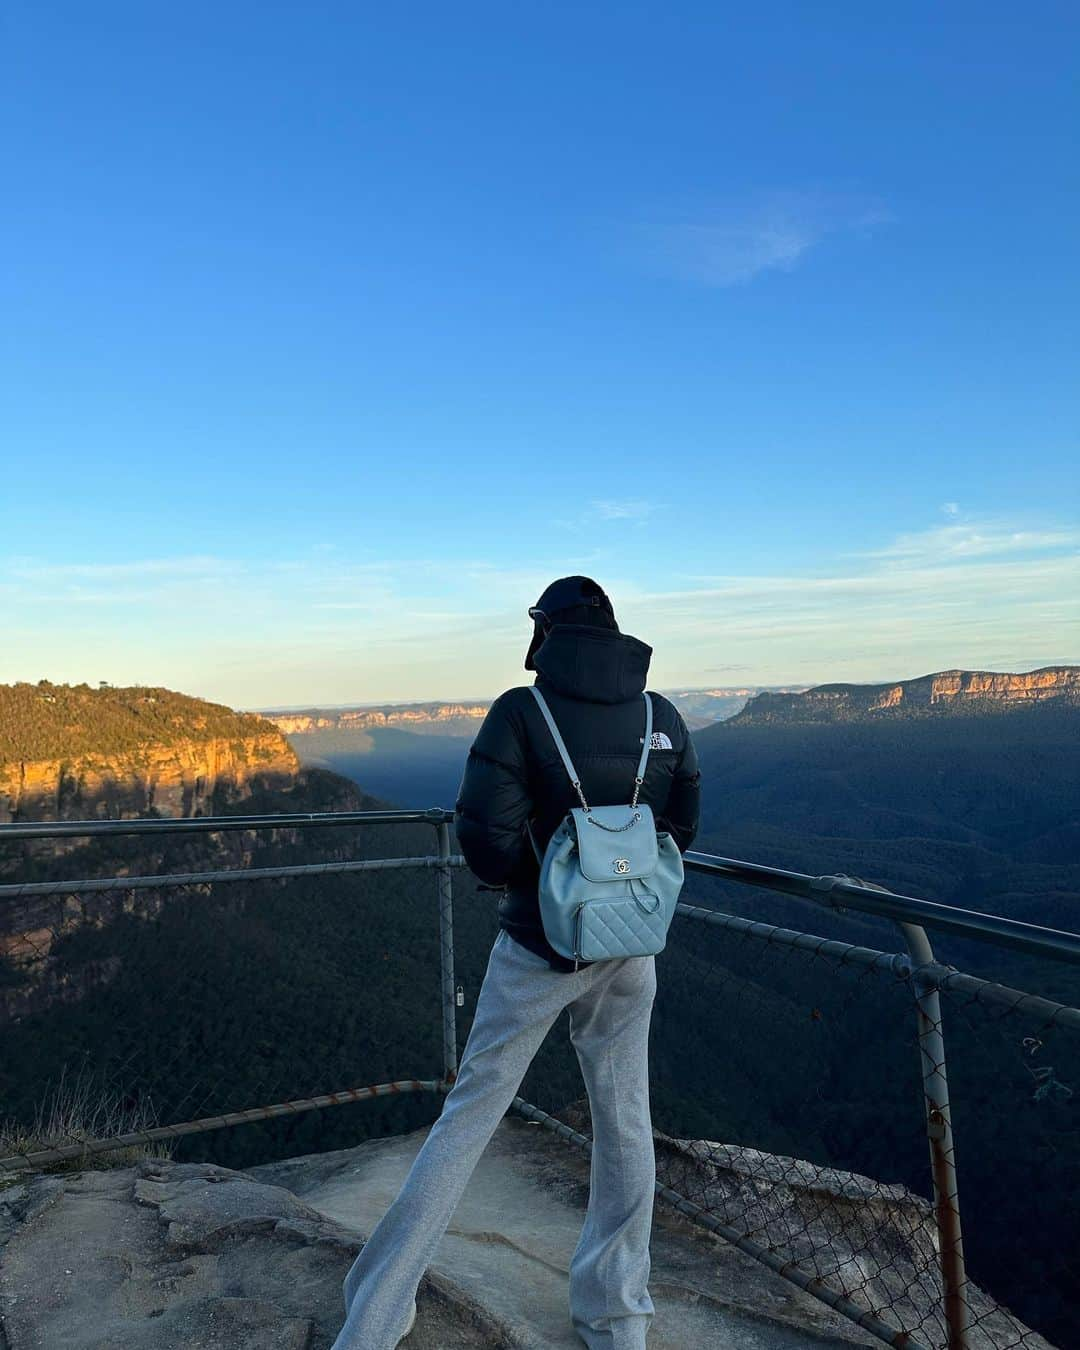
left=613, top=858, right=631, bottom=874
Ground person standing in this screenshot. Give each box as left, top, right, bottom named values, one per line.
left=331, top=576, right=701, bottom=1349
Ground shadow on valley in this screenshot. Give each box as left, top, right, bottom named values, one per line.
left=290, top=724, right=470, bottom=809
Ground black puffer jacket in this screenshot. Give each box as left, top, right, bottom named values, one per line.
left=454, top=623, right=701, bottom=972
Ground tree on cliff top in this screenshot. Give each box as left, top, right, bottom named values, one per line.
left=0, top=683, right=283, bottom=762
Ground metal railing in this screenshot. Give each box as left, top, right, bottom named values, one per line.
left=665, top=856, right=1080, bottom=1350
left=0, top=809, right=463, bottom=1171
left=1, top=810, right=1077, bottom=1350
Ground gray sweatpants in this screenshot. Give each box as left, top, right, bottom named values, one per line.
left=331, top=927, right=658, bottom=1350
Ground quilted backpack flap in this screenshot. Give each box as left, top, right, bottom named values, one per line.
left=570, top=804, right=659, bottom=882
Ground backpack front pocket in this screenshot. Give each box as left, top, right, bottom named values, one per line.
left=575, top=894, right=668, bottom=961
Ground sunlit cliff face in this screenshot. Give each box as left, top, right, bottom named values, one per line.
left=734, top=667, right=1080, bottom=723
left=923, top=669, right=1080, bottom=701
left=0, top=714, right=302, bottom=1016
left=0, top=731, right=298, bottom=824
left=263, top=704, right=491, bottom=736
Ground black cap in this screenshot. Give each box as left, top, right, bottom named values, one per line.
left=525, top=576, right=615, bottom=670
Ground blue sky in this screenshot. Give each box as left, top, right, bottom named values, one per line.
left=2, top=3, right=1077, bottom=707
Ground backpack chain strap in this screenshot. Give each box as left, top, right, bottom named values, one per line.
left=587, top=810, right=643, bottom=833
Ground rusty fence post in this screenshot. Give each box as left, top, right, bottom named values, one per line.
left=900, top=920, right=971, bottom=1350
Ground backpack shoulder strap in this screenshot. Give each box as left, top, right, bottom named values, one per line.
left=531, top=685, right=654, bottom=811
left=529, top=685, right=588, bottom=808
left=633, top=693, right=653, bottom=805
left=637, top=692, right=653, bottom=778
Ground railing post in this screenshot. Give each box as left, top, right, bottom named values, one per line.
left=435, top=819, right=459, bottom=1084
left=899, top=921, right=971, bottom=1350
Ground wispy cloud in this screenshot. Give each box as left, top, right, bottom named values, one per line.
left=628, top=192, right=891, bottom=287
left=859, top=520, right=1080, bottom=565
left=5, top=555, right=239, bottom=582
left=629, top=515, right=1079, bottom=685
left=2, top=512, right=1075, bottom=703
left=554, top=499, right=663, bottom=533
left=591, top=499, right=656, bottom=521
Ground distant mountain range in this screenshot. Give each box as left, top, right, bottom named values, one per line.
left=652, top=686, right=808, bottom=727
left=733, top=665, right=1080, bottom=724
left=262, top=702, right=491, bottom=738
left=256, top=667, right=1080, bottom=810
left=258, top=686, right=805, bottom=738
left=259, top=667, right=1080, bottom=740
left=253, top=688, right=800, bottom=807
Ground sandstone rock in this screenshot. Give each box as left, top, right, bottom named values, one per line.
left=733, top=666, right=1080, bottom=724
left=264, top=702, right=491, bottom=737
left=0, top=731, right=298, bottom=825
left=0, top=1119, right=883, bottom=1349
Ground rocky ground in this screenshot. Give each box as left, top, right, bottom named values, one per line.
left=0, top=1116, right=878, bottom=1349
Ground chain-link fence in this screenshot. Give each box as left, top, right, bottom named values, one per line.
left=648, top=904, right=938, bottom=1346
left=506, top=858, right=1080, bottom=1350
left=629, top=902, right=1077, bottom=1350
left=937, top=970, right=1080, bottom=1350
left=0, top=811, right=469, bottom=1174
left=2, top=813, right=1078, bottom=1350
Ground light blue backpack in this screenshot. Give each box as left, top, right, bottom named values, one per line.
left=527, top=686, right=685, bottom=970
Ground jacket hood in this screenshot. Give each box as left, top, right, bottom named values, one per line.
left=532, top=624, right=653, bottom=705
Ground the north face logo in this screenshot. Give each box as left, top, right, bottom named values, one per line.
left=642, top=731, right=673, bottom=750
